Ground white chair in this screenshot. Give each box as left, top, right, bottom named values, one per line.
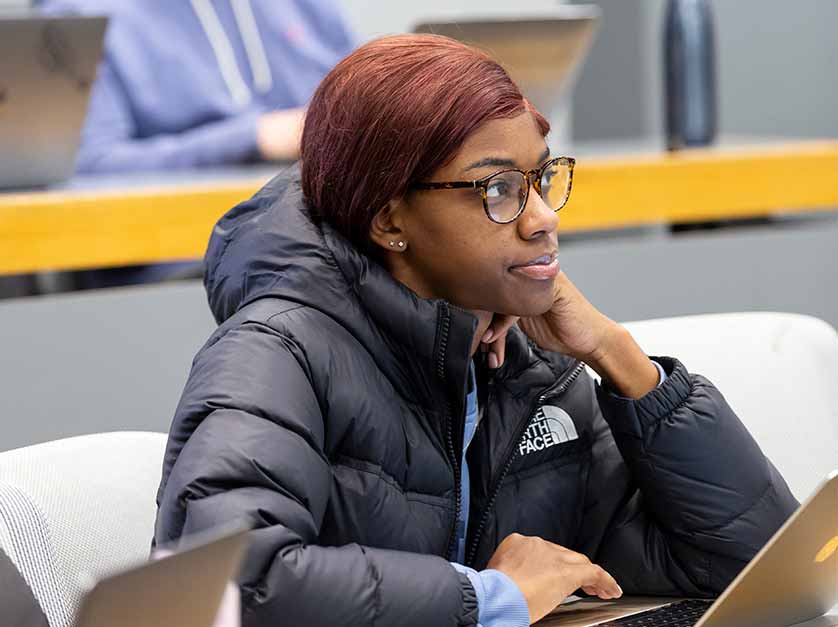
left=621, top=312, right=838, bottom=502
left=0, top=431, right=167, bottom=627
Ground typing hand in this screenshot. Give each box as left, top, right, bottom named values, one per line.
left=486, top=533, right=622, bottom=625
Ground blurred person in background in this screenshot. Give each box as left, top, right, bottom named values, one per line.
left=34, top=0, right=354, bottom=289
left=42, top=0, right=355, bottom=173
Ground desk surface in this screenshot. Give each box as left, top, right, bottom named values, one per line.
left=2, top=140, right=838, bottom=275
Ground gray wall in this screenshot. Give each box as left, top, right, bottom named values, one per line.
left=569, top=0, right=651, bottom=140
left=572, top=0, right=838, bottom=141
left=0, top=284, right=215, bottom=451
left=713, top=0, right=838, bottom=138
left=560, top=217, right=838, bottom=325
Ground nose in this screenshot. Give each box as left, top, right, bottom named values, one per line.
left=516, top=185, right=559, bottom=241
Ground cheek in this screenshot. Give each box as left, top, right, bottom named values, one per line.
left=407, top=202, right=555, bottom=314
left=410, top=213, right=500, bottom=280
left=421, top=230, right=518, bottom=308
left=418, top=226, right=495, bottom=277
left=408, top=197, right=492, bottom=266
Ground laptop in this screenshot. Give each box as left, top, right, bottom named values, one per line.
left=0, top=14, right=106, bottom=189
left=413, top=6, right=601, bottom=115
left=546, top=470, right=838, bottom=627
left=72, top=522, right=250, bottom=627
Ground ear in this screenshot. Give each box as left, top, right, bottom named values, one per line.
left=369, top=198, right=409, bottom=254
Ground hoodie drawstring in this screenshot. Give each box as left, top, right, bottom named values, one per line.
left=189, top=0, right=274, bottom=107
left=231, top=0, right=274, bottom=94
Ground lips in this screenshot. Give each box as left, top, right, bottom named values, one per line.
left=509, top=251, right=560, bottom=281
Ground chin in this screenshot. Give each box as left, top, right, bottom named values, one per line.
left=496, top=289, right=554, bottom=318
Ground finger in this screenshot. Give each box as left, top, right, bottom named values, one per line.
left=574, top=564, right=622, bottom=599
left=484, top=315, right=520, bottom=369
left=583, top=586, right=618, bottom=600
left=491, top=334, right=506, bottom=368
left=488, top=351, right=500, bottom=370
left=481, top=314, right=520, bottom=344
left=581, top=585, right=605, bottom=598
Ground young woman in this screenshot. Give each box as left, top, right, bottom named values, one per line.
left=154, top=35, right=797, bottom=627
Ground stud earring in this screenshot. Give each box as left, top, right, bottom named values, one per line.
left=389, top=242, right=395, bottom=247
left=398, top=241, right=405, bottom=248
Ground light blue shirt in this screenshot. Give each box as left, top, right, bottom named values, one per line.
left=450, top=360, right=667, bottom=627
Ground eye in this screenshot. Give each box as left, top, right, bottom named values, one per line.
left=486, top=178, right=510, bottom=199
left=541, top=168, right=555, bottom=187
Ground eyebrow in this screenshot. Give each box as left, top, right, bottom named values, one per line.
left=464, top=146, right=551, bottom=172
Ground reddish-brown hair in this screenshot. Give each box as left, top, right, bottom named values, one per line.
left=300, top=34, right=550, bottom=254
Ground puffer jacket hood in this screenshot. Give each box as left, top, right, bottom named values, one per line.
left=156, top=167, right=798, bottom=627
left=203, top=164, right=481, bottom=405
left=205, top=165, right=337, bottom=325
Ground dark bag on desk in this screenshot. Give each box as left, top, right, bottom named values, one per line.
left=0, top=547, right=49, bottom=627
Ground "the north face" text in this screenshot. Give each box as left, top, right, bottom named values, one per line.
left=518, top=405, right=578, bottom=456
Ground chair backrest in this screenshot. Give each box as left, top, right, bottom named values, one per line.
left=0, top=431, right=167, bottom=627
left=621, top=312, right=838, bottom=502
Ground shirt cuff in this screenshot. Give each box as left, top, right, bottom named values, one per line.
left=608, top=358, right=667, bottom=400
left=450, top=563, right=530, bottom=627
left=652, top=359, right=667, bottom=387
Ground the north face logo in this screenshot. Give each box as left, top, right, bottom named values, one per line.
left=518, top=405, right=579, bottom=456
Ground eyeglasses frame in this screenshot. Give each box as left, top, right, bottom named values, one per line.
left=410, top=156, right=576, bottom=224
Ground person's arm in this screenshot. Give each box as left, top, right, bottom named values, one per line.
left=155, top=322, right=479, bottom=627
left=488, top=271, right=797, bottom=596
left=450, top=564, right=530, bottom=627
left=575, top=359, right=799, bottom=595
left=74, top=60, right=265, bottom=173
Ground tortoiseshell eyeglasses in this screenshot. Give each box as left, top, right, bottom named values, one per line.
left=411, top=156, right=575, bottom=224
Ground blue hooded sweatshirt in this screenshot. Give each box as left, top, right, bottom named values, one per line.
left=42, top=0, right=354, bottom=173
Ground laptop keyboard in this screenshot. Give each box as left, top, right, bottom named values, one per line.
left=598, top=599, right=715, bottom=627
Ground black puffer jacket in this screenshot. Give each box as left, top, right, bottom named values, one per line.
left=154, top=166, right=798, bottom=627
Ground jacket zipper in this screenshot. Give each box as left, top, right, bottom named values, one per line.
left=435, top=308, right=462, bottom=561
left=464, top=360, right=586, bottom=567
left=443, top=395, right=460, bottom=560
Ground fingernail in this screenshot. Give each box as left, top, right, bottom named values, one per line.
left=616, top=585, right=623, bottom=596
left=488, top=352, right=499, bottom=369
left=482, top=329, right=493, bottom=343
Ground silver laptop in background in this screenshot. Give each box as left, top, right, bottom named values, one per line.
left=0, top=14, right=106, bottom=189
left=413, top=6, right=601, bottom=116
left=73, top=522, right=250, bottom=627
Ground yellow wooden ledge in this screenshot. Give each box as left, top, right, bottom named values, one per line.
left=1, top=140, right=838, bottom=275
left=0, top=182, right=254, bottom=275
left=562, top=140, right=838, bottom=231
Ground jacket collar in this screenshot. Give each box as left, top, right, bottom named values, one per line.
left=321, top=219, right=478, bottom=408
